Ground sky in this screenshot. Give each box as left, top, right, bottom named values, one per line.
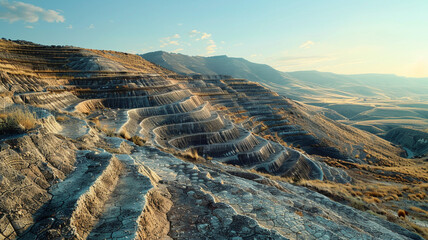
left=1, top=0, right=428, bottom=77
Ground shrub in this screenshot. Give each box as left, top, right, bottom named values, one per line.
left=0, top=91, right=13, bottom=97
left=90, top=118, right=101, bottom=129
left=363, top=196, right=381, bottom=204
left=130, top=135, right=145, bottom=146
left=408, top=193, right=426, bottom=201
left=55, top=115, right=69, bottom=122
left=410, top=206, right=428, bottom=215
left=398, top=209, right=408, bottom=218
left=102, top=126, right=116, bottom=137
left=0, top=108, right=37, bottom=133
left=119, top=129, right=131, bottom=140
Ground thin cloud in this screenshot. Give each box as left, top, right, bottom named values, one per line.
left=189, top=29, right=217, bottom=54
left=88, top=23, right=95, bottom=29
left=24, top=25, right=33, bottom=28
left=201, top=33, right=211, bottom=40
left=189, top=30, right=200, bottom=39
left=66, top=24, right=72, bottom=29
left=273, top=55, right=335, bottom=70
left=190, top=29, right=200, bottom=36
left=0, top=0, right=64, bottom=23
left=206, top=39, right=216, bottom=55
left=173, top=48, right=183, bottom=53
left=196, top=32, right=212, bottom=41
left=160, top=34, right=181, bottom=48
left=168, top=41, right=179, bottom=46
left=300, top=40, right=315, bottom=49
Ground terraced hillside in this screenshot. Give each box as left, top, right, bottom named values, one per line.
left=0, top=39, right=427, bottom=239
left=141, top=52, right=428, bottom=158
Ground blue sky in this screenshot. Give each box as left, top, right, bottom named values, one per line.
left=1, top=0, right=428, bottom=77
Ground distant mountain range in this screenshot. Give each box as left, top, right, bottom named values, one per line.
left=141, top=51, right=428, bottom=102
left=141, top=51, right=287, bottom=86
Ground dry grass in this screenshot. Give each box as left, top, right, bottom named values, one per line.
left=102, top=126, right=116, bottom=137
left=410, top=206, right=428, bottom=216
left=408, top=192, right=426, bottom=201
left=91, top=118, right=101, bottom=128
left=91, top=118, right=116, bottom=137
left=232, top=114, right=249, bottom=124
left=244, top=167, right=427, bottom=238
left=407, top=221, right=428, bottom=239
left=189, top=148, right=199, bottom=160
left=130, top=135, right=145, bottom=146
left=55, top=115, right=69, bottom=122
left=363, top=196, right=382, bottom=204
left=0, top=91, right=13, bottom=97
left=119, top=129, right=131, bottom=140
left=0, top=108, right=37, bottom=133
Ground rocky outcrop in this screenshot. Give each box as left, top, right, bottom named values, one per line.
left=0, top=131, right=76, bottom=236
left=130, top=145, right=423, bottom=240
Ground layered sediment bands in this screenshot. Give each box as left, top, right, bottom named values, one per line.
left=121, top=96, right=205, bottom=136
left=183, top=77, right=363, bottom=162
left=2, top=40, right=426, bottom=239
left=140, top=103, right=212, bottom=136
left=69, top=155, right=124, bottom=239
left=86, top=76, right=329, bottom=181
left=88, top=155, right=155, bottom=240
left=37, top=115, right=63, bottom=133
left=69, top=75, right=176, bottom=88
left=19, top=151, right=123, bottom=239
left=134, top=96, right=203, bottom=118
left=74, top=99, right=105, bottom=113
left=0, top=72, right=46, bottom=93
left=1, top=38, right=349, bottom=182
left=74, top=84, right=182, bottom=99
left=103, top=90, right=193, bottom=108
left=152, top=113, right=225, bottom=140
left=14, top=92, right=80, bottom=110
left=168, top=125, right=243, bottom=150
left=123, top=79, right=326, bottom=179
left=136, top=187, right=173, bottom=240
left=0, top=132, right=76, bottom=236
left=224, top=141, right=278, bottom=166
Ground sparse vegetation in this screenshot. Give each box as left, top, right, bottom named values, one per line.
left=55, top=115, right=69, bottom=122
left=0, top=108, right=37, bottom=134
left=0, top=91, right=13, bottom=97
left=397, top=209, right=408, bottom=218
left=410, top=206, right=428, bottom=216
left=119, top=129, right=131, bottom=139
left=103, top=126, right=117, bottom=137
left=130, top=135, right=145, bottom=146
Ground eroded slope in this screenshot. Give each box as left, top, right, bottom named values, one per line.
left=0, top=40, right=426, bottom=239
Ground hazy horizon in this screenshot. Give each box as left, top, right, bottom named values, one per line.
left=142, top=50, right=428, bottom=79
left=1, top=0, right=428, bottom=77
